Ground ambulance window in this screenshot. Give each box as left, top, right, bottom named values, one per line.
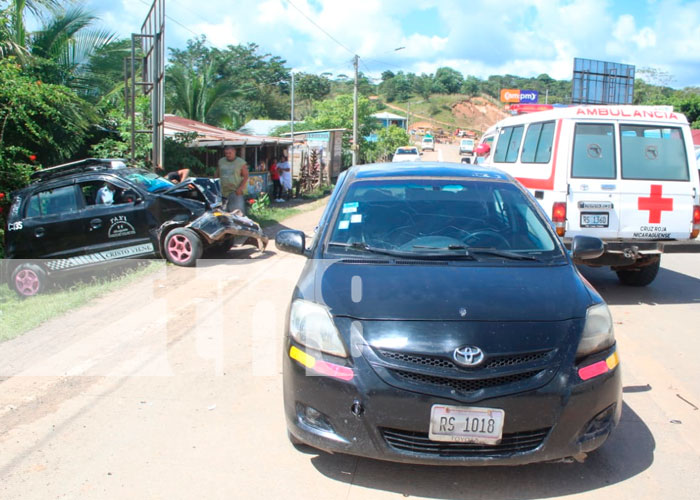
left=494, top=125, right=524, bottom=163
left=522, top=121, right=555, bottom=163
left=620, top=125, right=689, bottom=181
left=572, top=124, right=615, bottom=179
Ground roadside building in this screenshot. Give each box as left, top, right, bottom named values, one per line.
left=164, top=114, right=292, bottom=196
left=280, top=129, right=346, bottom=182
left=372, top=111, right=408, bottom=130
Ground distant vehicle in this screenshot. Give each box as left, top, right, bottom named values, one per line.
left=480, top=105, right=700, bottom=286
left=392, top=146, right=421, bottom=162
left=459, top=138, right=475, bottom=155
left=421, top=136, right=435, bottom=152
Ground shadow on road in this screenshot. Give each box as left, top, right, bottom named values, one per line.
left=577, top=264, right=700, bottom=306
left=306, top=402, right=653, bottom=499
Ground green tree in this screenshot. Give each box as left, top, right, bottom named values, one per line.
left=375, top=125, right=410, bottom=161
left=295, top=72, right=331, bottom=116
left=434, top=67, right=464, bottom=94
left=413, top=73, right=433, bottom=100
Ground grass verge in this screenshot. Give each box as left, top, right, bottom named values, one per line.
left=249, top=190, right=330, bottom=229
left=0, top=261, right=164, bottom=343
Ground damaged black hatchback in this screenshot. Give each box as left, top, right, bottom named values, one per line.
left=276, top=163, right=621, bottom=466
left=4, top=158, right=267, bottom=297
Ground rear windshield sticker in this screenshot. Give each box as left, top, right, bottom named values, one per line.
left=350, top=214, right=362, bottom=223
left=338, top=220, right=350, bottom=230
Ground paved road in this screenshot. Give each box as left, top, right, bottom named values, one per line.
left=1, top=150, right=700, bottom=499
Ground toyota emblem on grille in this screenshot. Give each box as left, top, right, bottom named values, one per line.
left=453, top=346, right=485, bottom=367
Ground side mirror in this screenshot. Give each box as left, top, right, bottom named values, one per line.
left=275, top=229, right=306, bottom=256
left=122, top=189, right=142, bottom=204
left=571, top=235, right=604, bottom=260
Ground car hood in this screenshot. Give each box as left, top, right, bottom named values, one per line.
left=162, top=177, right=221, bottom=210
left=316, top=261, right=592, bottom=322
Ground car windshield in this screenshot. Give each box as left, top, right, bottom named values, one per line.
left=327, top=178, right=562, bottom=261
left=396, top=148, right=418, bottom=155
left=121, top=169, right=174, bottom=192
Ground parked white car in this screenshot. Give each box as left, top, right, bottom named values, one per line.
left=421, top=136, right=435, bottom=151
left=392, top=146, right=421, bottom=162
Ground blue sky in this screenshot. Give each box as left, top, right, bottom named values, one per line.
left=82, top=0, right=700, bottom=87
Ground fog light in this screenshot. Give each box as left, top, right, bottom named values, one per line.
left=297, top=403, right=334, bottom=433
left=580, top=404, right=616, bottom=442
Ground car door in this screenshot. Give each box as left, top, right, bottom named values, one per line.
left=616, top=124, right=696, bottom=239
left=20, top=183, right=85, bottom=260
left=76, top=177, right=155, bottom=258
left=566, top=122, right=622, bottom=239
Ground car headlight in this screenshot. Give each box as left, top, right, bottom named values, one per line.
left=289, top=299, right=347, bottom=358
left=577, top=303, right=615, bottom=357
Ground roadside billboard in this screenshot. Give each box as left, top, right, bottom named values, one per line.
left=500, top=89, right=539, bottom=103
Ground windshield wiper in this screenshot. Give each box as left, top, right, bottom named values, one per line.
left=466, top=247, right=540, bottom=261
left=413, top=244, right=468, bottom=250
left=328, top=241, right=474, bottom=260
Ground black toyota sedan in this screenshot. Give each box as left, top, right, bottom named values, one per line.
left=275, top=162, right=621, bottom=466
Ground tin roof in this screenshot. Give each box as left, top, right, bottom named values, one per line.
left=164, top=115, right=292, bottom=146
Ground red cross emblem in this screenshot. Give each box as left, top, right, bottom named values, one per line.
left=638, top=184, right=673, bottom=224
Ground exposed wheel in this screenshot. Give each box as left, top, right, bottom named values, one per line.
left=164, top=228, right=203, bottom=267
left=11, top=263, right=48, bottom=298
left=615, top=258, right=660, bottom=287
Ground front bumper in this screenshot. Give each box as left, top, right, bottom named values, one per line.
left=283, top=341, right=622, bottom=466
left=187, top=210, right=268, bottom=250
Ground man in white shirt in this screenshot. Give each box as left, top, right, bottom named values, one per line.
left=96, top=183, right=115, bottom=205
left=278, top=156, right=292, bottom=199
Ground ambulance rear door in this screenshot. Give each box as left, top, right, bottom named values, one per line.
left=566, top=122, right=621, bottom=239
left=616, top=123, right=696, bottom=240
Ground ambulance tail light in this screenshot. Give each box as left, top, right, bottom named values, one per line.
left=552, top=202, right=567, bottom=237
left=691, top=205, right=700, bottom=239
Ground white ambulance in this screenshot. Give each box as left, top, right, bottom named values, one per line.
left=479, top=105, right=700, bottom=286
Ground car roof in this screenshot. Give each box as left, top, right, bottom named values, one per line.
left=348, top=162, right=512, bottom=181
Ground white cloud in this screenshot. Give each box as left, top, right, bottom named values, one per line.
left=86, top=0, right=700, bottom=87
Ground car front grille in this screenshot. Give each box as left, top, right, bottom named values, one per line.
left=382, top=427, right=550, bottom=457
left=390, top=368, right=542, bottom=393
left=377, top=349, right=552, bottom=371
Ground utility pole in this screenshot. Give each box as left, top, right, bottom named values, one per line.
left=352, top=54, right=359, bottom=166
left=290, top=71, right=295, bottom=163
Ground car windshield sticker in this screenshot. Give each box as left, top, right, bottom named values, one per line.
left=350, top=214, right=362, bottom=223
left=342, top=202, right=359, bottom=213
left=338, top=220, right=350, bottom=230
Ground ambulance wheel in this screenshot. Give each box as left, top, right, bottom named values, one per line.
left=164, top=228, right=203, bottom=267
left=615, top=259, right=660, bottom=287
left=11, top=263, right=48, bottom=298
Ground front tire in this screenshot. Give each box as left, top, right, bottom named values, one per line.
left=615, top=258, right=661, bottom=286
left=164, top=228, right=203, bottom=267
left=11, top=263, right=48, bottom=298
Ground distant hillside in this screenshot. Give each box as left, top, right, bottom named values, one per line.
left=383, top=94, right=510, bottom=134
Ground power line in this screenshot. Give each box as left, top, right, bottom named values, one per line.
left=283, top=0, right=355, bottom=56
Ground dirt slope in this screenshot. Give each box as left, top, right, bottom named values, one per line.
left=451, top=97, right=510, bottom=132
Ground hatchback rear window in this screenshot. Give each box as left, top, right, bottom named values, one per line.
left=572, top=123, right=616, bottom=179
left=620, top=125, right=689, bottom=181
left=25, top=185, right=79, bottom=218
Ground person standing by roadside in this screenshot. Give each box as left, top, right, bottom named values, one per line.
left=278, top=155, right=292, bottom=200
left=217, top=146, right=249, bottom=213
left=269, top=158, right=283, bottom=202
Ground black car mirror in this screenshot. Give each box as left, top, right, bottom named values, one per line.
left=276, top=229, right=306, bottom=256
left=571, top=235, right=604, bottom=260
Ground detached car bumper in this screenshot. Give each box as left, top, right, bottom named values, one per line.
left=284, top=341, right=622, bottom=466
